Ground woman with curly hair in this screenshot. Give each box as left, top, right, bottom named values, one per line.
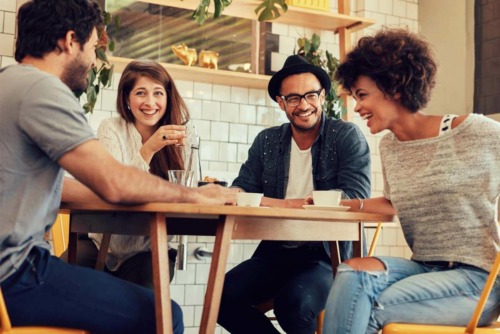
left=322, top=28, right=500, bottom=333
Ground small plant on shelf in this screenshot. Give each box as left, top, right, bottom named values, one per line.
left=192, top=0, right=287, bottom=25
left=295, top=33, right=345, bottom=119
left=76, top=10, right=118, bottom=114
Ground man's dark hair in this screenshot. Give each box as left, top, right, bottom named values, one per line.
left=15, top=0, right=103, bottom=62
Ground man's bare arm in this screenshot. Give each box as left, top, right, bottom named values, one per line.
left=62, top=177, right=102, bottom=202
left=58, top=139, right=235, bottom=205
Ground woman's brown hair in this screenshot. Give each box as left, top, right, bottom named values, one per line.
left=116, top=59, right=190, bottom=179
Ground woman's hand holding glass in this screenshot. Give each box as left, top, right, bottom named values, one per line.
left=140, top=124, right=186, bottom=163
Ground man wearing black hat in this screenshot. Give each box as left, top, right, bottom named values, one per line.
left=217, top=55, right=371, bottom=333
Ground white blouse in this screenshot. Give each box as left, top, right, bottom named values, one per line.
left=89, top=116, right=195, bottom=271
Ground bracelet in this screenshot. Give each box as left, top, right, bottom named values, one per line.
left=357, top=198, right=364, bottom=211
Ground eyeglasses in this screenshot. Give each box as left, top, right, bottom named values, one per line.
left=280, top=88, right=323, bottom=107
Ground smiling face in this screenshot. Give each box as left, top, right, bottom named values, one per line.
left=277, top=73, right=325, bottom=133
left=128, top=76, right=167, bottom=133
left=351, top=75, right=401, bottom=134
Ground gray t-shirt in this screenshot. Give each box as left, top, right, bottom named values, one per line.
left=0, top=64, right=95, bottom=282
left=380, top=114, right=500, bottom=271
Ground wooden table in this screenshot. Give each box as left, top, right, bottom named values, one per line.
left=60, top=201, right=394, bottom=334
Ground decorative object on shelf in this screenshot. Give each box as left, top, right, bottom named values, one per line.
left=295, top=33, right=345, bottom=119
left=285, top=0, right=329, bottom=12
left=192, top=0, right=287, bottom=25
left=199, top=50, right=219, bottom=69
left=171, top=44, right=198, bottom=66
left=77, top=9, right=118, bottom=114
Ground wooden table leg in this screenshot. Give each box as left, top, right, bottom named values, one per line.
left=68, top=233, right=78, bottom=264
left=150, top=213, right=172, bottom=334
left=353, top=222, right=364, bottom=258
left=199, top=215, right=235, bottom=334
left=329, top=241, right=340, bottom=273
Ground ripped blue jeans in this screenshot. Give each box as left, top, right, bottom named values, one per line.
left=323, top=256, right=500, bottom=334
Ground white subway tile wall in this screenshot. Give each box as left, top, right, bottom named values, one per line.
left=4, top=0, right=420, bottom=332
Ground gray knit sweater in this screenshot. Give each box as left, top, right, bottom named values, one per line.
left=380, top=114, right=500, bottom=271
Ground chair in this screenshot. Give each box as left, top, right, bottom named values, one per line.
left=0, top=288, right=89, bottom=334
left=382, top=251, right=500, bottom=334
left=367, top=222, right=383, bottom=257
left=51, top=214, right=70, bottom=257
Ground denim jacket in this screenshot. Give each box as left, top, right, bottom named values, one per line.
left=232, top=113, right=371, bottom=261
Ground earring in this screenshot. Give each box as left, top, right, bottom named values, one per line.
left=127, top=104, right=131, bottom=110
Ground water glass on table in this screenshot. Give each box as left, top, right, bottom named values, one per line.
left=168, top=170, right=194, bottom=187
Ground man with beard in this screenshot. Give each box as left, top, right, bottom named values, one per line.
left=0, top=0, right=235, bottom=333
left=217, top=55, right=371, bottom=334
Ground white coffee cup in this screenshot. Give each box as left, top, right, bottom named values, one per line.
left=312, top=190, right=342, bottom=206
left=236, top=192, right=263, bottom=207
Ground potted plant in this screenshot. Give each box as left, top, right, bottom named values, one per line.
left=295, top=33, right=345, bottom=119
left=76, top=10, right=118, bottom=114
left=192, top=0, right=288, bottom=25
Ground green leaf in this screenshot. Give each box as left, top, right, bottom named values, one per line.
left=83, top=102, right=91, bottom=114
left=88, top=68, right=97, bottom=86
left=311, top=33, right=321, bottom=50
left=108, top=40, right=115, bottom=52
left=214, top=0, right=222, bottom=18
left=192, top=5, right=208, bottom=25
left=102, top=11, right=112, bottom=26
left=96, top=48, right=108, bottom=62
left=99, top=68, right=111, bottom=86
left=255, top=0, right=287, bottom=21
left=86, top=85, right=96, bottom=101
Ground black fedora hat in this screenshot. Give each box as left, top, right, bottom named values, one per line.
left=268, top=55, right=331, bottom=102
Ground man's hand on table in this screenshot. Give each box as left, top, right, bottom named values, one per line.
left=195, top=183, right=238, bottom=205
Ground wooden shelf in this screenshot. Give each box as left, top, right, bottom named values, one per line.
left=110, top=56, right=271, bottom=89
left=110, top=0, right=375, bottom=89
left=142, top=0, right=374, bottom=33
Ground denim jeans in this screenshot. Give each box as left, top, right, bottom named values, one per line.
left=218, top=241, right=333, bottom=334
left=323, top=256, right=500, bottom=334
left=1, top=247, right=183, bottom=334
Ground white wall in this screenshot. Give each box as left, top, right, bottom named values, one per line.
left=419, top=0, right=475, bottom=116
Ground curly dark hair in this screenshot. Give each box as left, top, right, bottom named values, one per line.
left=117, top=60, right=191, bottom=180
left=15, top=0, right=103, bottom=62
left=335, top=28, right=437, bottom=112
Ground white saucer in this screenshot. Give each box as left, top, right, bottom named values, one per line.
left=302, top=205, right=350, bottom=211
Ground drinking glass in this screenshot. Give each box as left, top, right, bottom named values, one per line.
left=167, top=170, right=194, bottom=187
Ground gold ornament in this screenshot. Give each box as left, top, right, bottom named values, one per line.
left=199, top=50, right=219, bottom=70
left=171, top=44, right=197, bottom=66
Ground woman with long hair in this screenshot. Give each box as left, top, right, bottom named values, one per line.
left=88, top=59, right=195, bottom=287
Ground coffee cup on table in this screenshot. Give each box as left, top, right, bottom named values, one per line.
left=312, top=190, right=342, bottom=206
left=236, top=192, right=263, bottom=207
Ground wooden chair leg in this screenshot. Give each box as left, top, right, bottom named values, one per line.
left=95, top=233, right=111, bottom=271
left=368, top=223, right=383, bottom=257
left=316, top=309, right=325, bottom=334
